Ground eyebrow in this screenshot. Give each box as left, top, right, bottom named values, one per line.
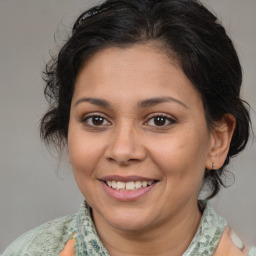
left=137, top=96, right=188, bottom=109
left=74, top=97, right=110, bottom=108
left=74, top=96, right=188, bottom=109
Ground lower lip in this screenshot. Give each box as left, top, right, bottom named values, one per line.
left=101, top=181, right=157, bottom=201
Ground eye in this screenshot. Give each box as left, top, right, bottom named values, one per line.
left=146, top=114, right=176, bottom=127
left=82, top=114, right=111, bottom=127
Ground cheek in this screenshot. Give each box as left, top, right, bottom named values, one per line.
left=68, top=127, right=105, bottom=178
left=148, top=129, right=209, bottom=181
left=68, top=131, right=106, bottom=204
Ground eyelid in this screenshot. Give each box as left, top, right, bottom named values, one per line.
left=80, top=112, right=176, bottom=128
left=81, top=112, right=112, bottom=126
left=144, top=113, right=176, bottom=127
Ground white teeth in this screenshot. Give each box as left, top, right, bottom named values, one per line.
left=117, top=181, right=125, bottom=190
left=142, top=181, right=147, bottom=187
left=105, top=180, right=155, bottom=190
left=126, top=181, right=135, bottom=190
left=112, top=181, right=117, bottom=189
left=135, top=181, right=142, bottom=189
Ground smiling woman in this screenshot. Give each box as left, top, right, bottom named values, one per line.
left=69, top=45, right=212, bottom=236
left=2, top=0, right=256, bottom=256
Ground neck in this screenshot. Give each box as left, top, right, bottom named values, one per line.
left=92, top=201, right=202, bottom=256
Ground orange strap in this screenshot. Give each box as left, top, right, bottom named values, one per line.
left=213, top=226, right=248, bottom=256
left=59, top=227, right=249, bottom=256
left=59, top=239, right=75, bottom=256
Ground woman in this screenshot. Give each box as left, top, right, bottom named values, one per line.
left=3, top=0, right=256, bottom=255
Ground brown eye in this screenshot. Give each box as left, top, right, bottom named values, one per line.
left=154, top=116, right=166, bottom=126
left=147, top=115, right=175, bottom=127
left=82, top=115, right=111, bottom=127
left=92, top=116, right=104, bottom=126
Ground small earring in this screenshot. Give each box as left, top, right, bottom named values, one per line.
left=212, top=163, right=216, bottom=170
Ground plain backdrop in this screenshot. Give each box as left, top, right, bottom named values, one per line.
left=0, top=0, right=255, bottom=253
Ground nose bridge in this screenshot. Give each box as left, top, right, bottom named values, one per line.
left=105, top=119, right=145, bottom=164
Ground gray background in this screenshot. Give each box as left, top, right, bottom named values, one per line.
left=0, top=0, right=255, bottom=253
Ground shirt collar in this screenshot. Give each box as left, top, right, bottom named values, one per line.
left=74, top=200, right=227, bottom=256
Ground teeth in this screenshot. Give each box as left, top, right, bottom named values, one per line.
left=135, top=181, right=141, bottom=189
left=105, top=180, right=155, bottom=190
left=126, top=181, right=135, bottom=190
left=112, top=181, right=117, bottom=189
left=117, top=181, right=125, bottom=190
left=142, top=181, right=147, bottom=187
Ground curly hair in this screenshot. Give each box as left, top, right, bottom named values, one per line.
left=40, top=0, right=251, bottom=200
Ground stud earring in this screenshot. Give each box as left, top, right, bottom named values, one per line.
left=212, top=163, right=216, bottom=170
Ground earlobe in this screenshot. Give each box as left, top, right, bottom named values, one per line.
left=206, top=114, right=236, bottom=170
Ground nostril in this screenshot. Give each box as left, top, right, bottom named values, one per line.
left=104, top=136, right=147, bottom=164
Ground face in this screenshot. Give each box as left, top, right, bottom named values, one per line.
left=68, top=44, right=214, bottom=232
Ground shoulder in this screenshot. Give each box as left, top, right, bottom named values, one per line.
left=248, top=247, right=256, bottom=256
left=2, top=214, right=77, bottom=256
left=213, top=226, right=254, bottom=256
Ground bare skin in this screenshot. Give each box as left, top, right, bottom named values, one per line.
left=68, top=44, right=235, bottom=255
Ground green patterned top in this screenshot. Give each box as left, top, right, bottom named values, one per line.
left=2, top=201, right=256, bottom=256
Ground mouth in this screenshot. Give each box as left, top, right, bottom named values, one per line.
left=99, top=175, right=159, bottom=191
left=104, top=180, right=157, bottom=191
left=100, top=176, right=159, bottom=201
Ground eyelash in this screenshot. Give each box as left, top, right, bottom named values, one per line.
left=81, top=113, right=176, bottom=129
left=81, top=114, right=111, bottom=127
left=146, top=113, right=176, bottom=128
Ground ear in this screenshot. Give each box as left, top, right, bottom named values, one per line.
left=206, top=114, right=236, bottom=170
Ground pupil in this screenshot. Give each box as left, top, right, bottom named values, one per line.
left=93, top=116, right=103, bottom=125
left=154, top=117, right=165, bottom=126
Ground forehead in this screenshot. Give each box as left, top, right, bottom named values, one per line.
left=73, top=44, right=202, bottom=109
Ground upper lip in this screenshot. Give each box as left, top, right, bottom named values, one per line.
left=99, top=175, right=158, bottom=182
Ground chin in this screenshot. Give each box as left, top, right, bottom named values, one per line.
left=109, top=217, right=153, bottom=232
left=99, top=206, right=158, bottom=232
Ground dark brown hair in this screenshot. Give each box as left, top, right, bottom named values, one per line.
left=41, top=0, right=251, bottom=199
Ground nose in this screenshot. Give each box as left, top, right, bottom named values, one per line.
left=104, top=123, right=146, bottom=166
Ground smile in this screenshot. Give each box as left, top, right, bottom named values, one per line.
left=105, top=180, right=154, bottom=191
left=100, top=176, right=159, bottom=201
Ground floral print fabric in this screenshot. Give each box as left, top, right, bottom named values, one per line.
left=2, top=200, right=256, bottom=255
